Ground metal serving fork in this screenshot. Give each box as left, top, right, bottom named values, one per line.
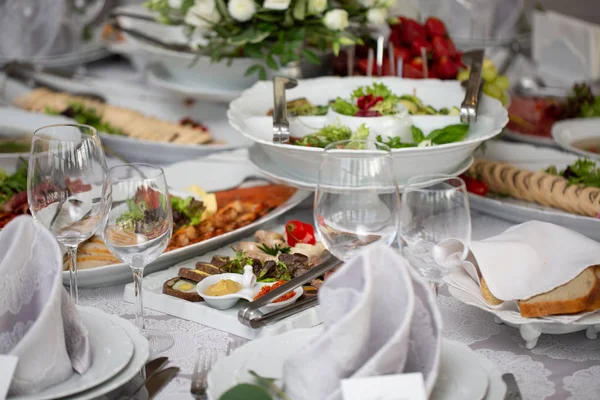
left=190, top=342, right=232, bottom=399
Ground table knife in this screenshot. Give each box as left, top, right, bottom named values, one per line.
left=146, top=367, right=180, bottom=399
left=502, top=373, right=522, bottom=400
left=145, top=357, right=168, bottom=378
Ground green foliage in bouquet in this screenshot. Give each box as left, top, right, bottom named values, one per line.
left=146, top=0, right=394, bottom=78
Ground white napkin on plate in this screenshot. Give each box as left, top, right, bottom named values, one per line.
left=282, top=244, right=443, bottom=400
left=0, top=215, right=92, bottom=396
left=466, top=221, right=600, bottom=301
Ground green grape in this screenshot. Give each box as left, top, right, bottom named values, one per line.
left=495, top=75, right=510, bottom=91
left=483, top=82, right=503, bottom=100
left=457, top=69, right=470, bottom=82
left=481, top=64, right=498, bottom=83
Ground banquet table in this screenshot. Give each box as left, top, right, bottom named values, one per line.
left=65, top=59, right=600, bottom=399
left=79, top=205, right=600, bottom=400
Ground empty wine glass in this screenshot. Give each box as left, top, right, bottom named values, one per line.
left=399, top=174, right=471, bottom=293
left=314, top=140, right=400, bottom=261
left=28, top=124, right=110, bottom=303
left=102, top=164, right=174, bottom=353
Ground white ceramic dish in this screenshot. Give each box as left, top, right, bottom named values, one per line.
left=325, top=105, right=412, bottom=142
left=147, top=66, right=242, bottom=103
left=551, top=117, right=600, bottom=159
left=9, top=308, right=135, bottom=400
left=249, top=143, right=475, bottom=191
left=469, top=140, right=600, bottom=241
left=68, top=306, right=149, bottom=400
left=207, top=328, right=494, bottom=400
left=197, top=271, right=303, bottom=311
left=228, top=77, right=508, bottom=183
left=446, top=272, right=600, bottom=350
left=124, top=227, right=322, bottom=339
left=2, top=79, right=252, bottom=164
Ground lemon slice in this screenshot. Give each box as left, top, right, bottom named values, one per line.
left=185, top=185, right=217, bottom=219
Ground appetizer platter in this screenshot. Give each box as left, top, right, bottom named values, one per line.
left=124, top=221, right=331, bottom=338
left=71, top=184, right=309, bottom=287
left=465, top=140, right=600, bottom=240
left=1, top=77, right=251, bottom=163
left=228, top=77, right=508, bottom=186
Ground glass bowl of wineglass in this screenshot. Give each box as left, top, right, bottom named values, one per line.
left=314, top=139, right=400, bottom=262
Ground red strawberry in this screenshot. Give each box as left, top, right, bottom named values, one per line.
left=411, top=36, right=432, bottom=57
left=356, top=58, right=393, bottom=76
left=399, top=19, right=427, bottom=45
left=431, top=36, right=459, bottom=60
left=394, top=47, right=412, bottom=64
left=424, top=17, right=447, bottom=38
left=435, top=56, right=458, bottom=79
left=389, top=29, right=403, bottom=48
left=403, top=57, right=426, bottom=78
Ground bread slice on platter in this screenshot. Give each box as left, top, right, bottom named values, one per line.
left=178, top=267, right=212, bottom=283
left=479, top=277, right=504, bottom=306
left=518, top=266, right=600, bottom=318
left=163, top=277, right=203, bottom=302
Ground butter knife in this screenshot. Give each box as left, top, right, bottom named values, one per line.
left=502, top=373, right=522, bottom=400
left=146, top=367, right=180, bottom=399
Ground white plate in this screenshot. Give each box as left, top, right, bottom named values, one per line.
left=502, top=128, right=558, bottom=148
left=124, top=226, right=322, bottom=339
left=9, top=307, right=134, bottom=400
left=552, top=117, right=600, bottom=159
left=446, top=277, right=600, bottom=350
left=147, top=67, right=242, bottom=104
left=208, top=328, right=490, bottom=400
left=2, top=79, right=252, bottom=164
left=469, top=140, right=600, bottom=241
left=477, top=356, right=506, bottom=400
left=249, top=144, right=475, bottom=191
left=69, top=307, right=149, bottom=400
left=228, top=77, right=508, bottom=183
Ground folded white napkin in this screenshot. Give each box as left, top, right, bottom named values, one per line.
left=0, top=216, right=92, bottom=396
left=467, top=221, right=600, bottom=301
left=282, top=244, right=443, bottom=400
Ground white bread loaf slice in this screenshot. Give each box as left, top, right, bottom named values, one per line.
left=518, top=266, right=600, bottom=318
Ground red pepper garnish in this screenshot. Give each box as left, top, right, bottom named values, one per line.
left=355, top=109, right=382, bottom=117
left=285, top=220, right=316, bottom=247
left=356, top=94, right=383, bottom=111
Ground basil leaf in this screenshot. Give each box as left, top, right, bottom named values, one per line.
left=411, top=125, right=425, bottom=143
left=219, top=384, right=273, bottom=400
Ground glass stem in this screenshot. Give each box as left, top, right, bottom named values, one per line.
left=66, top=245, right=79, bottom=304
left=131, top=266, right=145, bottom=332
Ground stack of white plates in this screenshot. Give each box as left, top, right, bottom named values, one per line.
left=9, top=307, right=149, bottom=400
left=207, top=329, right=507, bottom=400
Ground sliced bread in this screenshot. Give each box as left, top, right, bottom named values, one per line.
left=518, top=266, right=600, bottom=318
left=179, top=268, right=212, bottom=283
left=480, top=277, right=504, bottom=306
left=163, top=277, right=203, bottom=302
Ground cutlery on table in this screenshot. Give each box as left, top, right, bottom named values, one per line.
left=502, top=373, right=523, bottom=400
left=346, top=46, right=355, bottom=76
left=366, top=48, right=374, bottom=77
left=376, top=35, right=385, bottom=77
left=190, top=342, right=232, bottom=399
left=108, top=19, right=194, bottom=53
left=128, top=366, right=180, bottom=400
left=144, top=357, right=169, bottom=378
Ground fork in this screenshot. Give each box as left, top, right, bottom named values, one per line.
left=191, top=342, right=232, bottom=399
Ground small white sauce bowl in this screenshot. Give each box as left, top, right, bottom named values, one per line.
left=326, top=104, right=412, bottom=143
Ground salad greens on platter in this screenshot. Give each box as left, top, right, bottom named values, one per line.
left=289, top=122, right=469, bottom=149
left=0, top=162, right=27, bottom=205
left=45, top=102, right=124, bottom=135
left=219, top=372, right=289, bottom=400
left=545, top=159, right=600, bottom=188
left=330, top=82, right=460, bottom=117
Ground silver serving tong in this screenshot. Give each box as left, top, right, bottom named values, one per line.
left=460, top=49, right=485, bottom=124
left=238, top=255, right=343, bottom=328
left=272, top=76, right=298, bottom=144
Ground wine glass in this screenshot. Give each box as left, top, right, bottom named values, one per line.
left=398, top=174, right=471, bottom=293
left=28, top=124, right=111, bottom=304
left=314, top=140, right=400, bottom=261
left=102, top=164, right=174, bottom=353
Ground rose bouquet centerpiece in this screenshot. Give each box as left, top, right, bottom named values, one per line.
left=146, top=0, right=396, bottom=78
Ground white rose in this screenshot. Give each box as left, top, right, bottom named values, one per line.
left=358, top=0, right=376, bottom=8
left=323, top=9, right=349, bottom=31
left=168, top=0, right=184, bottom=9
left=307, top=0, right=327, bottom=14
left=262, top=0, right=291, bottom=11
left=185, top=0, right=221, bottom=29
left=228, top=0, right=256, bottom=21
left=367, top=8, right=387, bottom=25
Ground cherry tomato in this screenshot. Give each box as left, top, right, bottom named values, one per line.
left=462, top=175, right=489, bottom=196
left=285, top=220, right=316, bottom=247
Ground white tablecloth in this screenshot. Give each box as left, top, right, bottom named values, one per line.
left=79, top=207, right=600, bottom=400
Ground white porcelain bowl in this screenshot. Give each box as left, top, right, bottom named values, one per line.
left=326, top=105, right=412, bottom=142
left=551, top=117, right=600, bottom=159
left=228, top=77, right=508, bottom=185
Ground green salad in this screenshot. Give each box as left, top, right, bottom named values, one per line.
left=545, top=159, right=600, bottom=188
left=291, top=123, right=370, bottom=148
left=0, top=162, right=27, bottom=205
left=45, top=102, right=124, bottom=135
left=377, top=124, right=469, bottom=148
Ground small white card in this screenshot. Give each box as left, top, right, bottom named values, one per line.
left=0, top=355, right=18, bottom=399
left=341, top=373, right=427, bottom=400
